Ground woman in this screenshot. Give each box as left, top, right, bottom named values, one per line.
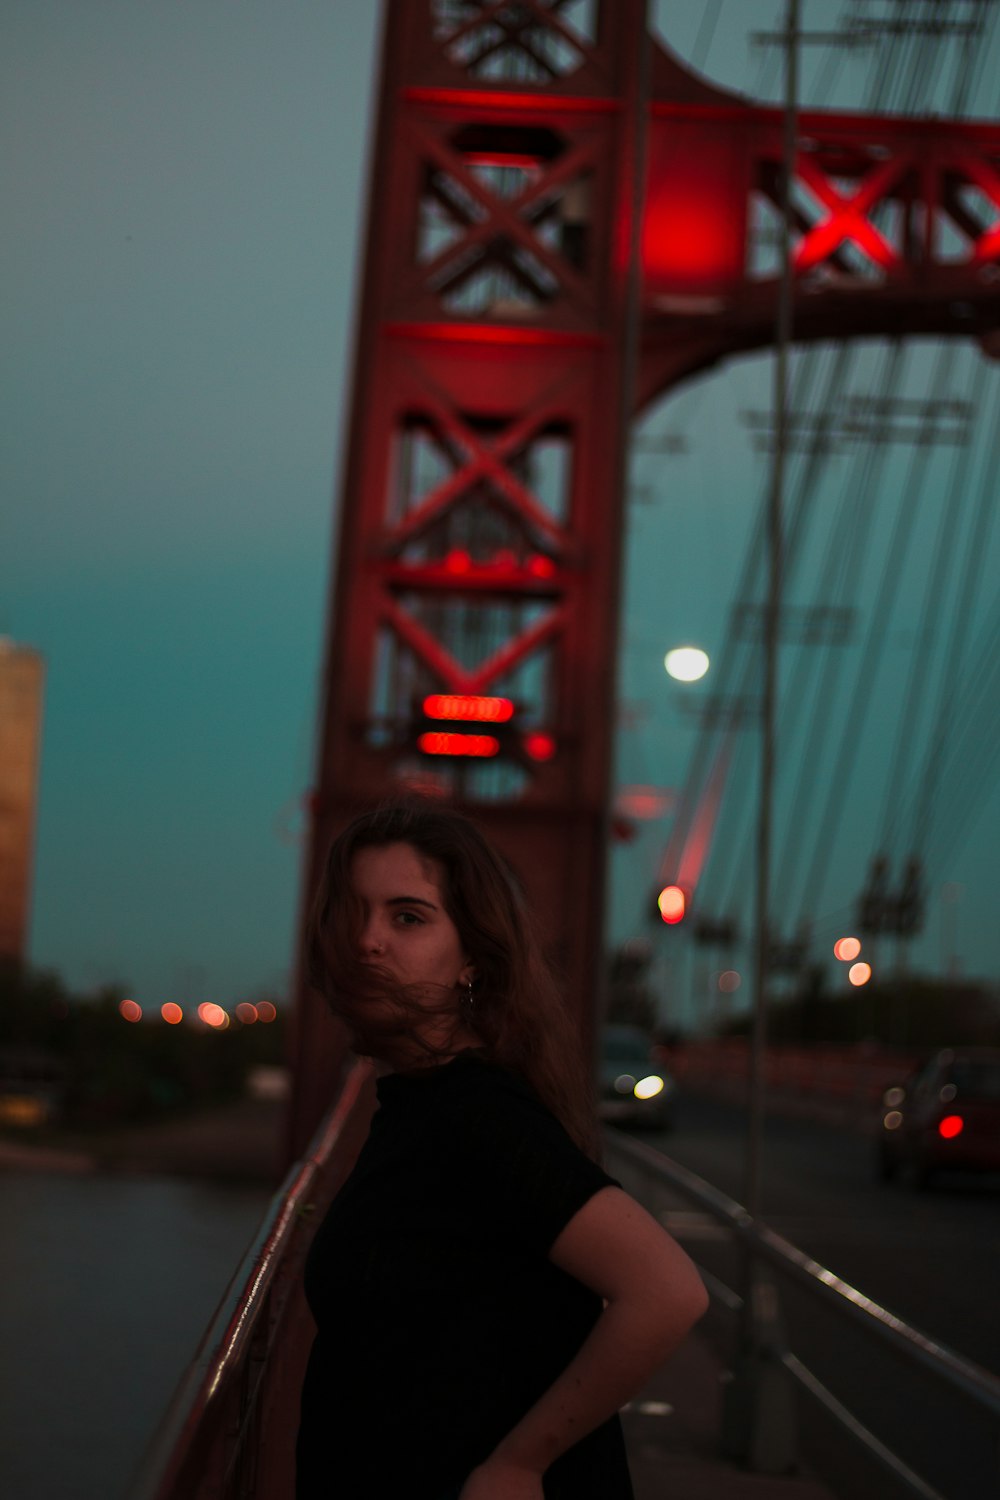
left=298, top=797, right=708, bottom=1500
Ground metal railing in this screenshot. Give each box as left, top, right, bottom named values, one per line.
left=604, top=1127, right=1000, bottom=1500
left=126, top=1058, right=374, bottom=1500
left=127, top=1065, right=1000, bottom=1500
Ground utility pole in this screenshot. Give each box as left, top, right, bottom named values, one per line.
left=724, top=0, right=799, bottom=1475
left=746, top=0, right=798, bottom=1231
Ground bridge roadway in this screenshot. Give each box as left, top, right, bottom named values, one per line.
left=619, top=1318, right=836, bottom=1500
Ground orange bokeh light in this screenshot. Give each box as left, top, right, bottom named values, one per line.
left=718, top=970, right=741, bottom=993
left=616, top=785, right=672, bottom=820
left=657, top=885, right=686, bottom=924
left=199, top=1003, right=228, bottom=1028
left=848, top=962, right=872, bottom=987
left=161, top=1003, right=183, bottom=1025
left=257, top=1001, right=277, bottom=1023
left=834, top=936, right=862, bottom=962
left=119, top=999, right=142, bottom=1023
left=235, top=1003, right=258, bottom=1024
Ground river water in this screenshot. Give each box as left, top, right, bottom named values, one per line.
left=0, top=1170, right=271, bottom=1500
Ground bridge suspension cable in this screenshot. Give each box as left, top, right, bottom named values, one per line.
left=791, top=342, right=959, bottom=927
left=924, top=587, right=1000, bottom=872
left=640, top=0, right=999, bottom=969
left=875, top=354, right=983, bottom=858
left=904, top=384, right=1000, bottom=862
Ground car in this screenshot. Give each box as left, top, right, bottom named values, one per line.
left=877, top=1046, right=1000, bottom=1187
left=597, top=1024, right=675, bottom=1131
left=0, top=1045, right=66, bottom=1128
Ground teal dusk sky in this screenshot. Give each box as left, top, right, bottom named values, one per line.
left=5, top=1, right=999, bottom=1021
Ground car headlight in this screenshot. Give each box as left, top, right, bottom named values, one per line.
left=634, top=1075, right=664, bottom=1100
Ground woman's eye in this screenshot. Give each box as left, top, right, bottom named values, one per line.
left=395, top=910, right=423, bottom=927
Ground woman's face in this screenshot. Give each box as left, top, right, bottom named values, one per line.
left=350, top=841, right=474, bottom=1000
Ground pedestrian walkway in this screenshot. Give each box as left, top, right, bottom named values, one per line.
left=622, top=1328, right=837, bottom=1500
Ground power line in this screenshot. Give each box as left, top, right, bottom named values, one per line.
left=877, top=351, right=982, bottom=855
left=794, top=343, right=956, bottom=925
left=906, top=376, right=1000, bottom=859
left=690, top=0, right=724, bottom=72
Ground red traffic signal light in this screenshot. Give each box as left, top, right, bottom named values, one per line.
left=656, top=885, right=686, bottom=924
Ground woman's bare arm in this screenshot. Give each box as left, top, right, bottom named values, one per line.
left=459, top=1186, right=709, bottom=1498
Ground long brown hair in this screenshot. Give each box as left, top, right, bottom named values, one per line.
left=306, top=797, right=600, bottom=1159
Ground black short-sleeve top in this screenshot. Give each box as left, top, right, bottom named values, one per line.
left=296, top=1048, right=634, bottom=1500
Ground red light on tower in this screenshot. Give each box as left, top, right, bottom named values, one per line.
left=657, top=885, right=686, bottom=925
left=417, top=694, right=517, bottom=759
left=422, top=694, right=514, bottom=723
left=524, top=731, right=556, bottom=762
left=417, top=731, right=500, bottom=758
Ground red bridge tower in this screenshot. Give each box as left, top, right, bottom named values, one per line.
left=289, top=0, right=1000, bottom=1151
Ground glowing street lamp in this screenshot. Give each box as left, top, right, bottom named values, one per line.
left=664, top=646, right=709, bottom=683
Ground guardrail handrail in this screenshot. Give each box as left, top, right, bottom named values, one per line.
left=127, top=1058, right=372, bottom=1500
left=605, top=1127, right=1000, bottom=1421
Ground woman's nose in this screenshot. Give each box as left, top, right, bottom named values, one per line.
left=360, top=923, right=385, bottom=957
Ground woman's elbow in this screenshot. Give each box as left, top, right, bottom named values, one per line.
left=660, top=1261, right=710, bottom=1342
left=686, top=1271, right=711, bottom=1327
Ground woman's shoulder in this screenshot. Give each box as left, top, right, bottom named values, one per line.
left=376, top=1047, right=541, bottom=1119
left=379, top=1047, right=587, bottom=1160
left=442, top=1049, right=586, bottom=1152
left=445, top=1047, right=547, bottom=1110
left=445, top=1051, right=618, bottom=1243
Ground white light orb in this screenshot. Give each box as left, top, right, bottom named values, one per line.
left=664, top=646, right=710, bottom=682
left=634, top=1075, right=665, bottom=1100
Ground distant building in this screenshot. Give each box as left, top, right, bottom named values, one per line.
left=0, top=641, right=45, bottom=963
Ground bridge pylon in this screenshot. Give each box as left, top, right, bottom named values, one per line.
left=287, top=0, right=1000, bottom=1154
